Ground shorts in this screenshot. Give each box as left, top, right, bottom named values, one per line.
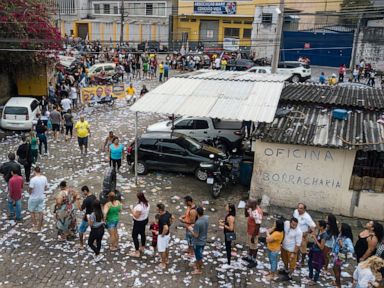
left=28, top=197, right=44, bottom=212
left=185, top=230, right=193, bottom=246
left=300, top=233, right=308, bottom=254
left=106, top=221, right=119, bottom=229
left=194, top=245, right=205, bottom=261
left=247, top=233, right=258, bottom=250
left=52, top=124, right=60, bottom=132
left=77, top=136, right=88, bottom=146
left=78, top=219, right=89, bottom=233
left=157, top=234, right=170, bottom=253
left=281, top=247, right=297, bottom=271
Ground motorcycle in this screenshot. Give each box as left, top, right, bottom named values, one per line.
left=200, top=153, right=241, bottom=198
left=200, top=136, right=228, bottom=154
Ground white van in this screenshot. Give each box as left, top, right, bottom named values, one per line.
left=87, top=63, right=116, bottom=77
left=1, top=97, right=40, bottom=130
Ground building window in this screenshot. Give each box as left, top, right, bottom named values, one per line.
left=233, top=20, right=242, bottom=24
left=224, top=28, right=240, bottom=38
left=94, top=4, right=100, bottom=14
left=146, top=3, right=153, bottom=15
left=103, top=4, right=110, bottom=14
left=190, top=18, right=196, bottom=22
left=113, top=5, right=119, bottom=15
left=262, top=13, right=273, bottom=24
left=222, top=20, right=231, bottom=24
left=156, top=3, right=166, bottom=16
left=243, top=28, right=252, bottom=38
left=58, top=0, right=76, bottom=15
left=180, top=18, right=189, bottom=22
left=244, top=20, right=253, bottom=25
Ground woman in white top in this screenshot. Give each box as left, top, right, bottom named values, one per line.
left=353, top=256, right=384, bottom=288
left=129, top=192, right=150, bottom=257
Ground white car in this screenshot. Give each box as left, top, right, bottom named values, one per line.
left=1, top=97, right=40, bottom=130
left=246, top=66, right=272, bottom=74
left=87, top=63, right=116, bottom=77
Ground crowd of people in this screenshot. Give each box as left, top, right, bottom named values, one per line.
left=1, top=147, right=383, bottom=287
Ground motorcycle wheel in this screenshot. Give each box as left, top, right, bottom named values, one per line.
left=211, top=182, right=222, bottom=198
left=108, top=99, right=114, bottom=106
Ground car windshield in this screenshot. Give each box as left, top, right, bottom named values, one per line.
left=179, top=136, right=202, bottom=153
left=166, top=116, right=182, bottom=126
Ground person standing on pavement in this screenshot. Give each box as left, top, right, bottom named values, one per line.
left=129, top=192, right=150, bottom=257
left=109, top=137, right=124, bottom=172
left=103, top=131, right=115, bottom=152
left=164, top=62, right=169, bottom=81
left=324, top=214, right=339, bottom=273
left=77, top=186, right=96, bottom=249
left=7, top=169, right=24, bottom=222
left=28, top=166, right=48, bottom=233
left=243, top=199, right=263, bottom=268
left=338, top=64, right=346, bottom=82
left=104, top=191, right=122, bottom=251
left=88, top=199, right=105, bottom=262
left=265, top=219, right=284, bottom=281
left=60, top=96, right=72, bottom=114
left=179, top=195, right=197, bottom=257
left=220, top=203, right=236, bottom=267
left=35, top=118, right=48, bottom=156
left=188, top=207, right=209, bottom=275
left=293, top=202, right=316, bottom=266
left=332, top=223, right=354, bottom=288
left=353, top=256, right=384, bottom=288
left=75, top=115, right=90, bottom=155
left=16, top=135, right=33, bottom=183
left=29, top=131, right=39, bottom=164
left=70, top=84, right=78, bottom=108
left=63, top=109, right=74, bottom=141
left=49, top=105, right=61, bottom=141
left=307, top=220, right=327, bottom=285
left=140, top=85, right=148, bottom=97
left=319, top=72, right=326, bottom=84
left=280, top=217, right=303, bottom=281
left=157, top=203, right=174, bottom=269
left=0, top=152, right=22, bottom=185
left=354, top=220, right=383, bottom=263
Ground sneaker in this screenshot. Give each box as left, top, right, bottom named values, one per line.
left=95, top=254, right=104, bottom=262
left=242, top=256, right=252, bottom=262
left=280, top=274, right=292, bottom=281
left=247, top=261, right=257, bottom=269
left=278, top=269, right=288, bottom=275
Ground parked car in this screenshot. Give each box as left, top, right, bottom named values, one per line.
left=137, top=41, right=168, bottom=52
left=226, top=59, right=255, bottom=71
left=186, top=53, right=211, bottom=69
left=126, top=132, right=226, bottom=181
left=87, top=63, right=116, bottom=77
left=246, top=66, right=272, bottom=74
left=1, top=97, right=40, bottom=130
left=146, top=116, right=245, bottom=153
left=278, top=61, right=311, bottom=83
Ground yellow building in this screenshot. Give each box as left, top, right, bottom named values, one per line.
left=173, top=0, right=277, bottom=51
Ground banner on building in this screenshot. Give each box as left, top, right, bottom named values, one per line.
left=223, top=38, right=240, bottom=51
left=193, top=2, right=236, bottom=15
left=80, top=84, right=126, bottom=103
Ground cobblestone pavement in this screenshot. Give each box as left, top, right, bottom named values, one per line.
left=0, top=75, right=359, bottom=288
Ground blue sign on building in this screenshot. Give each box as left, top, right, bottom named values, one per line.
left=193, top=2, right=237, bottom=15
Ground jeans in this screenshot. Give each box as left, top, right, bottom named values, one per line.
left=308, top=251, right=320, bottom=282
left=225, top=240, right=232, bottom=264
left=23, top=163, right=32, bottom=182
left=110, top=159, right=122, bottom=170
left=88, top=226, right=105, bottom=255
left=8, top=199, right=22, bottom=220
left=268, top=250, right=280, bottom=273
left=65, top=125, right=73, bottom=137
left=132, top=218, right=148, bottom=250
left=37, top=134, right=48, bottom=154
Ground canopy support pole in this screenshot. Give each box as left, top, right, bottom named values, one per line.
left=134, top=111, right=138, bottom=186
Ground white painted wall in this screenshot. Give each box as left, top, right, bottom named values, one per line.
left=250, top=141, right=356, bottom=216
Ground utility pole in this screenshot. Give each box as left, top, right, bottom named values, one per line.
left=350, top=15, right=362, bottom=70
left=120, top=0, right=124, bottom=46
left=271, top=0, right=284, bottom=74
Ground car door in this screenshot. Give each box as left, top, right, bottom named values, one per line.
left=173, top=119, right=194, bottom=137
left=157, top=140, right=189, bottom=172
left=191, top=119, right=210, bottom=141
left=104, top=65, right=115, bottom=76
left=138, top=138, right=160, bottom=169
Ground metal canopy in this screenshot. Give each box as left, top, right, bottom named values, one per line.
left=131, top=70, right=289, bottom=123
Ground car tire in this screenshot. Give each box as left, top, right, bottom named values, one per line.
left=135, top=161, right=148, bottom=175
left=291, top=74, right=300, bottom=83
left=211, top=182, right=222, bottom=198
left=195, top=167, right=208, bottom=181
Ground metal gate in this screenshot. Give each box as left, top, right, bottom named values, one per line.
left=200, top=20, right=219, bottom=48
left=281, top=30, right=354, bottom=67
left=77, top=23, right=89, bottom=39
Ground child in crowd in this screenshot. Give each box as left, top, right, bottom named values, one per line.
left=150, top=214, right=160, bottom=256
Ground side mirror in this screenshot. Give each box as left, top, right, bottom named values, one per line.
left=209, top=154, right=215, bottom=159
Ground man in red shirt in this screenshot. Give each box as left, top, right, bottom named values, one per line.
left=8, top=168, right=24, bottom=221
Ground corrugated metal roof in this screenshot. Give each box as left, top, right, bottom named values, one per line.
left=131, top=71, right=289, bottom=122
left=255, top=104, right=384, bottom=152
left=281, top=83, right=384, bottom=109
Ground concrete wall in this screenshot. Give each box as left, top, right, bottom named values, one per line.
left=250, top=141, right=356, bottom=216
left=355, top=26, right=384, bottom=71
left=353, top=191, right=384, bottom=221
left=0, top=73, right=14, bottom=105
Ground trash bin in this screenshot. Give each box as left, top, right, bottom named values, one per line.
left=239, top=161, right=253, bottom=187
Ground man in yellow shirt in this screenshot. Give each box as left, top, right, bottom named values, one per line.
left=126, top=83, right=136, bottom=103
left=159, top=61, right=164, bottom=82
left=75, top=116, right=90, bottom=155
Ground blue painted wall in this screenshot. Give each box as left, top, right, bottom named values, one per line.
left=281, top=31, right=354, bottom=67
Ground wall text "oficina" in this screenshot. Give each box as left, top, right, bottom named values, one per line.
left=255, top=171, right=342, bottom=188
left=263, top=148, right=334, bottom=161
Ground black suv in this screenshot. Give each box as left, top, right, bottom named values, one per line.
left=127, top=132, right=226, bottom=181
